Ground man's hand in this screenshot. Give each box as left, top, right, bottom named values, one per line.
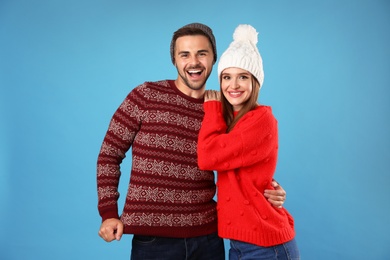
left=264, top=180, right=286, bottom=208
left=98, top=218, right=124, bottom=242
left=204, top=90, right=221, bottom=102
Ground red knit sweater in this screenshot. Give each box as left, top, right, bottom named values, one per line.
left=197, top=101, right=295, bottom=247
left=97, top=80, right=218, bottom=238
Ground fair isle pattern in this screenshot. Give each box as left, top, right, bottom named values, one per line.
left=97, top=80, right=217, bottom=237
left=146, top=112, right=200, bottom=130
left=135, top=132, right=197, bottom=153
left=137, top=82, right=204, bottom=111
left=106, top=119, right=136, bottom=142
left=119, top=95, right=202, bottom=131
left=121, top=209, right=216, bottom=227
left=126, top=184, right=215, bottom=203
left=132, top=156, right=212, bottom=180
left=97, top=164, right=121, bottom=177
left=124, top=201, right=214, bottom=212
left=98, top=186, right=119, bottom=200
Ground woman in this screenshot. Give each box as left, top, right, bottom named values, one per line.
left=197, top=24, right=300, bottom=260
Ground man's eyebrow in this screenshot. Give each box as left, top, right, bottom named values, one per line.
left=178, top=49, right=210, bottom=55
left=177, top=50, right=190, bottom=55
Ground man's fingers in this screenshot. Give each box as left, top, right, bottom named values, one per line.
left=264, top=188, right=286, bottom=208
left=204, top=90, right=220, bottom=101
left=268, top=199, right=283, bottom=208
left=99, top=225, right=116, bottom=242
left=265, top=193, right=284, bottom=202
left=115, top=223, right=124, bottom=241
left=264, top=189, right=285, bottom=198
left=98, top=218, right=124, bottom=242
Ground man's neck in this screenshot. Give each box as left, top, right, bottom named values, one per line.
left=174, top=79, right=205, bottom=99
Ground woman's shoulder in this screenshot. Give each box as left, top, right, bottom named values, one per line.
left=234, top=106, right=275, bottom=129
left=255, top=104, right=272, bottom=111
left=251, top=105, right=273, bottom=118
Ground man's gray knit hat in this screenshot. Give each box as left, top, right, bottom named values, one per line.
left=218, top=24, right=264, bottom=88
left=170, top=23, right=217, bottom=65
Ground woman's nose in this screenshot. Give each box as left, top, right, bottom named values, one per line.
left=230, top=79, right=239, bottom=89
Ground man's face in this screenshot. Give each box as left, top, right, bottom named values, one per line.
left=174, top=35, right=214, bottom=94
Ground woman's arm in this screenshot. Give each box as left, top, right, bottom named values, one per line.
left=198, top=102, right=277, bottom=171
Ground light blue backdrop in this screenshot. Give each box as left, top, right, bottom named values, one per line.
left=1, top=0, right=389, bottom=259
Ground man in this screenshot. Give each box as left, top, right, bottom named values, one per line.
left=97, top=23, right=286, bottom=259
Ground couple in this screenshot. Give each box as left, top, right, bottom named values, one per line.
left=97, top=23, right=300, bottom=259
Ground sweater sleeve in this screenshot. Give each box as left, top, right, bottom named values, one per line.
left=96, top=87, right=143, bottom=221
left=198, top=102, right=277, bottom=171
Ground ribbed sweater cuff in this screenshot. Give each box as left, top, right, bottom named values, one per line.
left=203, top=100, right=222, bottom=114
left=100, top=207, right=120, bottom=222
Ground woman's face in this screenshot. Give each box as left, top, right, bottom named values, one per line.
left=221, top=67, right=253, bottom=111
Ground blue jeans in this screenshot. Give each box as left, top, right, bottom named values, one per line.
left=229, top=238, right=300, bottom=260
left=131, top=232, right=225, bottom=260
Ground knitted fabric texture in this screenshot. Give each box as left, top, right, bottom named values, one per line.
left=218, top=24, right=264, bottom=88
left=97, top=80, right=218, bottom=238
left=197, top=101, right=295, bottom=246
left=170, top=22, right=217, bottom=64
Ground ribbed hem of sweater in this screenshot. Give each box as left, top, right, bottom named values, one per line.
left=219, top=225, right=295, bottom=247
left=124, top=221, right=218, bottom=238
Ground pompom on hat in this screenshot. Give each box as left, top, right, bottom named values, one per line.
left=218, top=24, right=264, bottom=88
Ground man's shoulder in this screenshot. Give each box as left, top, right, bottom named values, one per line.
left=125, top=80, right=176, bottom=103
left=140, top=80, right=171, bottom=88
left=129, top=80, right=172, bottom=93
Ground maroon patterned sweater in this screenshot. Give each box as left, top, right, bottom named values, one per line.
left=97, top=80, right=218, bottom=238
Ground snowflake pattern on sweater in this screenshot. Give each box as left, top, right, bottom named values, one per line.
left=97, top=80, right=218, bottom=238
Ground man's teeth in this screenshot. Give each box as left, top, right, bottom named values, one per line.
left=188, top=70, right=201, bottom=74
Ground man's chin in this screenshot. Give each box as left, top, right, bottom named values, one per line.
left=187, top=82, right=206, bottom=91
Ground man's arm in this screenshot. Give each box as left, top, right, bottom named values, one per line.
left=264, top=180, right=286, bottom=208
left=97, top=88, right=144, bottom=240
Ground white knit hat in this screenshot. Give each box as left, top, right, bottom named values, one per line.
left=218, top=24, right=264, bottom=88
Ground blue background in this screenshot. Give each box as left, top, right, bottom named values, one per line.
left=1, top=0, right=389, bottom=259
